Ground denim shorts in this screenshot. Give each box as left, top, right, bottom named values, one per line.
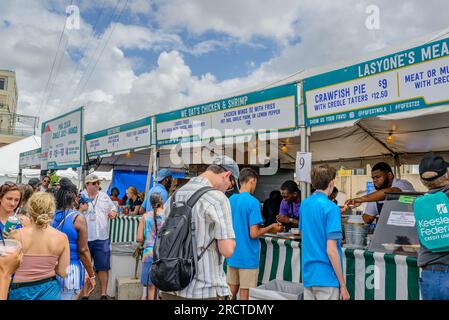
left=420, top=267, right=449, bottom=300
left=140, top=259, right=153, bottom=286
left=8, top=279, right=61, bottom=300
left=88, top=239, right=111, bottom=271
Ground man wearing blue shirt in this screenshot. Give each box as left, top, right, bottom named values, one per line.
left=299, top=164, right=350, bottom=300
left=227, top=168, right=284, bottom=300
left=139, top=168, right=173, bottom=214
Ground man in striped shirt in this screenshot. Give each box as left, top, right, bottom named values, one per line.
left=159, top=155, right=238, bottom=300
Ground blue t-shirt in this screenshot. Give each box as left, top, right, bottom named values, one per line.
left=299, top=192, right=343, bottom=288
left=141, top=183, right=168, bottom=212
left=227, top=192, right=263, bottom=269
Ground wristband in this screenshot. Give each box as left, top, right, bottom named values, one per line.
left=289, top=218, right=293, bottom=223
left=89, top=275, right=96, bottom=279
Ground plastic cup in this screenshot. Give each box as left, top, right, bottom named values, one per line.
left=0, top=239, right=21, bottom=256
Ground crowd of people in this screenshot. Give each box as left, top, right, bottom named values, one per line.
left=0, top=173, right=118, bottom=300
left=0, top=152, right=448, bottom=300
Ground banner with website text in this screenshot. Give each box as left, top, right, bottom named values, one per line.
left=303, top=36, right=449, bottom=126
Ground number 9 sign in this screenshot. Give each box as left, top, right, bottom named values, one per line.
left=296, top=152, right=312, bottom=183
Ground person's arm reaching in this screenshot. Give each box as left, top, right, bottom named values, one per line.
left=327, top=239, right=350, bottom=300
left=346, top=187, right=402, bottom=207
left=362, top=214, right=376, bottom=224
left=250, top=223, right=284, bottom=239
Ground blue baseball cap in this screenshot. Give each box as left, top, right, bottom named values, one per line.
left=79, top=195, right=93, bottom=204
left=155, top=168, right=173, bottom=182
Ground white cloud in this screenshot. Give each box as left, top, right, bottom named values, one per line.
left=129, top=0, right=151, bottom=14
left=2, top=0, right=449, bottom=137
left=155, top=0, right=302, bottom=44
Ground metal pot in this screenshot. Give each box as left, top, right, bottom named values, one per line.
left=344, top=222, right=370, bottom=249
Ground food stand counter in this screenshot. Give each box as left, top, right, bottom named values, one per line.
left=259, top=235, right=420, bottom=300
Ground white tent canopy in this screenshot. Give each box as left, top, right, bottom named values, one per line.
left=0, top=135, right=112, bottom=181
left=0, top=135, right=41, bottom=178
left=89, top=149, right=151, bottom=173
left=309, top=106, right=449, bottom=168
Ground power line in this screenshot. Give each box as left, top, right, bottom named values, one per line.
left=80, top=0, right=129, bottom=107
left=68, top=0, right=126, bottom=104
left=38, top=0, right=74, bottom=117
left=45, top=24, right=72, bottom=107
left=63, top=0, right=111, bottom=106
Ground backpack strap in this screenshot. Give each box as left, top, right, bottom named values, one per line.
left=188, top=186, right=215, bottom=280
left=186, top=186, right=213, bottom=208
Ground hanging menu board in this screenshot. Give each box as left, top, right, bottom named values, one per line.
left=156, top=84, right=298, bottom=146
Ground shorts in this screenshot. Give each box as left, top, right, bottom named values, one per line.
left=226, top=266, right=259, bottom=289
left=304, top=286, right=339, bottom=300
left=88, top=239, right=111, bottom=271
left=140, top=259, right=153, bottom=286
left=8, top=278, right=61, bottom=300
left=60, top=290, right=80, bottom=300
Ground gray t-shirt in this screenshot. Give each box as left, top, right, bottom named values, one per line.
left=417, top=185, right=449, bottom=267
left=365, top=178, right=416, bottom=217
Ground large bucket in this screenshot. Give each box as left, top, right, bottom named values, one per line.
left=344, top=222, right=370, bottom=249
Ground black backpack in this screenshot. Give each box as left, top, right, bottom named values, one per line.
left=150, top=186, right=215, bottom=292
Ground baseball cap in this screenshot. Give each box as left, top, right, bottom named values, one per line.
left=155, top=168, right=173, bottom=182
left=79, top=195, right=93, bottom=204
left=85, top=173, right=100, bottom=184
left=419, top=153, right=449, bottom=181
left=211, top=155, right=240, bottom=187
left=28, top=178, right=42, bottom=188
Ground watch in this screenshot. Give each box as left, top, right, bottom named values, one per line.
left=289, top=218, right=293, bottom=223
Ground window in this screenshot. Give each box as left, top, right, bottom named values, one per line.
left=352, top=168, right=367, bottom=175
left=0, top=78, right=5, bottom=90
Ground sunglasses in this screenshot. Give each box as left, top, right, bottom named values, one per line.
left=216, top=165, right=236, bottom=190
left=87, top=181, right=99, bottom=186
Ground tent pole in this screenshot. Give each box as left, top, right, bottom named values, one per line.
left=298, top=81, right=310, bottom=201
left=145, top=146, right=155, bottom=194
left=145, top=117, right=157, bottom=193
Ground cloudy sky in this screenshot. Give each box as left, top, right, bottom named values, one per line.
left=1, top=0, right=449, bottom=134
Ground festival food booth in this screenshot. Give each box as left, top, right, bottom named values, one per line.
left=155, top=82, right=302, bottom=201
left=296, top=29, right=449, bottom=300
left=84, top=116, right=160, bottom=297
left=216, top=28, right=449, bottom=300
left=154, top=83, right=307, bottom=290
left=84, top=116, right=156, bottom=244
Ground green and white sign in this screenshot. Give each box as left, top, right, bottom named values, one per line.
left=85, top=117, right=152, bottom=158
left=19, top=148, right=41, bottom=169
left=303, top=36, right=449, bottom=126
left=156, top=84, right=298, bottom=146
left=41, top=107, right=84, bottom=170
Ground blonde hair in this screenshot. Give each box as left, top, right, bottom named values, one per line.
left=126, top=186, right=138, bottom=198
left=27, top=192, right=56, bottom=229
